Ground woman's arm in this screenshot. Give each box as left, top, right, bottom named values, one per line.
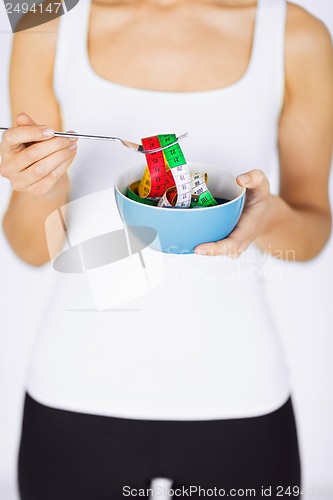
left=1, top=18, right=77, bottom=266
left=195, top=5, right=333, bottom=261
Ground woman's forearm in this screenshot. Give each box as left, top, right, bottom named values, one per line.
left=3, top=186, right=69, bottom=267
left=0, top=114, right=77, bottom=266
left=255, top=194, right=332, bottom=261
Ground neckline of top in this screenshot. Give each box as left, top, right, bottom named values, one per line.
left=80, top=0, right=263, bottom=95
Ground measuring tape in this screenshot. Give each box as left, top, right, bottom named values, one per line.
left=129, top=134, right=218, bottom=209
left=138, top=134, right=192, bottom=208
left=156, top=172, right=218, bottom=208
left=190, top=173, right=218, bottom=208
left=139, top=165, right=175, bottom=199
left=138, top=136, right=174, bottom=199
left=127, top=181, right=159, bottom=206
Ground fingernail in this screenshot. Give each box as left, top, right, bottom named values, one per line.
left=69, top=143, right=77, bottom=151
left=43, top=128, right=54, bottom=137
left=238, top=174, right=250, bottom=185
left=194, top=248, right=206, bottom=255
left=66, top=131, right=77, bottom=142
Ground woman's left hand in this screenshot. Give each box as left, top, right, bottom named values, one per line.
left=194, top=169, right=271, bottom=257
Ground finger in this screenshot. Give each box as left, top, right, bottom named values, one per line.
left=0, top=114, right=37, bottom=156
left=2, top=125, right=55, bottom=151
left=27, top=157, right=75, bottom=198
left=16, top=114, right=58, bottom=150
left=11, top=135, right=78, bottom=173
left=236, top=169, right=270, bottom=200
left=194, top=236, right=243, bottom=258
left=15, top=114, right=40, bottom=148
left=11, top=145, right=77, bottom=191
left=194, top=171, right=270, bottom=257
left=15, top=112, right=37, bottom=127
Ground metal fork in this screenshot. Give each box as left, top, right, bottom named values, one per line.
left=0, top=128, right=188, bottom=155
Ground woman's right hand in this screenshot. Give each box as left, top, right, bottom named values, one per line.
left=0, top=113, right=78, bottom=201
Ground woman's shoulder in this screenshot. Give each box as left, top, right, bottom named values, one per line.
left=286, top=3, right=332, bottom=57
left=284, top=2, right=332, bottom=94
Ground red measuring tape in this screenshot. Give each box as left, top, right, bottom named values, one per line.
left=128, top=134, right=218, bottom=209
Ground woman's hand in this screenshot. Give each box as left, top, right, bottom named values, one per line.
left=194, top=169, right=272, bottom=257
left=0, top=113, right=77, bottom=201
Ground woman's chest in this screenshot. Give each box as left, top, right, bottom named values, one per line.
left=88, top=1, right=257, bottom=92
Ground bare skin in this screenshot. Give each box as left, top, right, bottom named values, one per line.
left=1, top=0, right=332, bottom=265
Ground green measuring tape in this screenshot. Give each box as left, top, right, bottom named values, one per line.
left=129, top=134, right=218, bottom=209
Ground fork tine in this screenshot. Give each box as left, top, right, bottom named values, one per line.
left=122, top=133, right=188, bottom=154
left=143, top=133, right=189, bottom=154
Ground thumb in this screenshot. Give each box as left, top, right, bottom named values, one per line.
left=16, top=112, right=37, bottom=127
left=236, top=169, right=270, bottom=198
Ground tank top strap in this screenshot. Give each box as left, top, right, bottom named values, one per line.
left=250, top=0, right=287, bottom=107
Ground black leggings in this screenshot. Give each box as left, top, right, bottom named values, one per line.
left=18, top=393, right=301, bottom=499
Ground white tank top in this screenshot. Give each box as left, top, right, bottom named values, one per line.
left=26, top=0, right=291, bottom=419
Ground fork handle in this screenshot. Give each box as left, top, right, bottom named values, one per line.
left=0, top=127, right=118, bottom=142
left=53, top=131, right=119, bottom=142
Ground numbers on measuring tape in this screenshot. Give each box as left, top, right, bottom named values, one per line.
left=135, top=134, right=218, bottom=209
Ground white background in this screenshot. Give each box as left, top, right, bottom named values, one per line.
left=0, top=2, right=332, bottom=499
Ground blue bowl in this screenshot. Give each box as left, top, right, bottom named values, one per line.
left=115, top=162, right=246, bottom=254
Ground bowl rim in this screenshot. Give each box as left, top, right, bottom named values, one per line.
left=114, top=164, right=246, bottom=212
